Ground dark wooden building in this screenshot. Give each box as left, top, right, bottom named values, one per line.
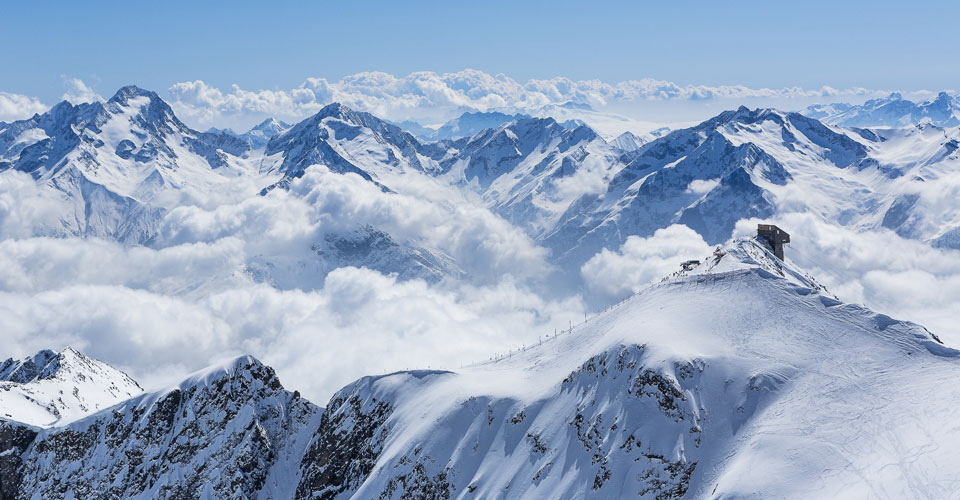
left=757, top=224, right=790, bottom=260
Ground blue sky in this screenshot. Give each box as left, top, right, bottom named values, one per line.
left=2, top=0, right=958, bottom=102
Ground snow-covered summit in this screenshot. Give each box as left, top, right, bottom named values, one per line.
left=240, top=117, right=290, bottom=148
left=261, top=101, right=438, bottom=191
left=0, top=347, right=142, bottom=427
left=0, top=349, right=62, bottom=383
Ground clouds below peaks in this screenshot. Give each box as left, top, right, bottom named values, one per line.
left=61, top=78, right=104, bottom=104
left=0, top=249, right=584, bottom=404
left=0, top=165, right=571, bottom=403
left=157, top=166, right=551, bottom=285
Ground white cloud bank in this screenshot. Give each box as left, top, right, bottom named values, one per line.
left=4, top=160, right=960, bottom=401
left=2, top=70, right=947, bottom=136
left=581, top=225, right=713, bottom=298
left=61, top=77, right=104, bottom=104
left=164, top=69, right=925, bottom=131
left=0, top=92, right=48, bottom=122
left=0, top=166, right=572, bottom=403
left=0, top=258, right=584, bottom=404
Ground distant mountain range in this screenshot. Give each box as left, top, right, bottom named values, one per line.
left=2, top=239, right=958, bottom=498
left=2, top=85, right=959, bottom=294
left=803, top=91, right=960, bottom=128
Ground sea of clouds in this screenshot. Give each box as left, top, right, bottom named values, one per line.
left=0, top=166, right=583, bottom=402
left=3, top=159, right=959, bottom=404
left=2, top=71, right=959, bottom=403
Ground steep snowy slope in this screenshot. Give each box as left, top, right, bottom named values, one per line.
left=0, top=86, right=268, bottom=242
left=12, top=355, right=322, bottom=500
left=260, top=102, right=445, bottom=192
left=291, top=238, right=960, bottom=499
left=437, top=117, right=626, bottom=236
left=805, top=92, right=960, bottom=128
left=0, top=348, right=142, bottom=427
left=609, top=130, right=647, bottom=152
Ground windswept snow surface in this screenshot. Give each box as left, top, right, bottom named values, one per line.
left=0, top=348, right=142, bottom=427
left=305, top=238, right=960, bottom=499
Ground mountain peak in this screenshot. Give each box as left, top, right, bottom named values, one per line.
left=0, top=348, right=142, bottom=426
left=108, top=85, right=163, bottom=105
left=317, top=101, right=353, bottom=118
left=250, top=117, right=288, bottom=132
left=0, top=349, right=60, bottom=383
left=171, top=354, right=280, bottom=393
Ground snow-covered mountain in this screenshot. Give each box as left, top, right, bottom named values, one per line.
left=0, top=348, right=142, bottom=427
left=609, top=130, right=646, bottom=152
left=804, top=91, right=960, bottom=128
left=4, top=238, right=958, bottom=498
left=542, top=106, right=960, bottom=270
left=4, top=86, right=960, bottom=291
left=434, top=117, right=626, bottom=236
left=0, top=85, right=265, bottom=243
left=260, top=102, right=443, bottom=192
left=9, top=355, right=322, bottom=500
left=609, top=127, right=671, bottom=153
left=290, top=238, right=960, bottom=499
left=239, top=118, right=290, bottom=149
left=208, top=118, right=291, bottom=150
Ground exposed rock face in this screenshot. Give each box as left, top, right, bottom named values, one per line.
left=295, top=379, right=393, bottom=499
left=13, top=356, right=322, bottom=500
left=0, top=420, right=37, bottom=500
